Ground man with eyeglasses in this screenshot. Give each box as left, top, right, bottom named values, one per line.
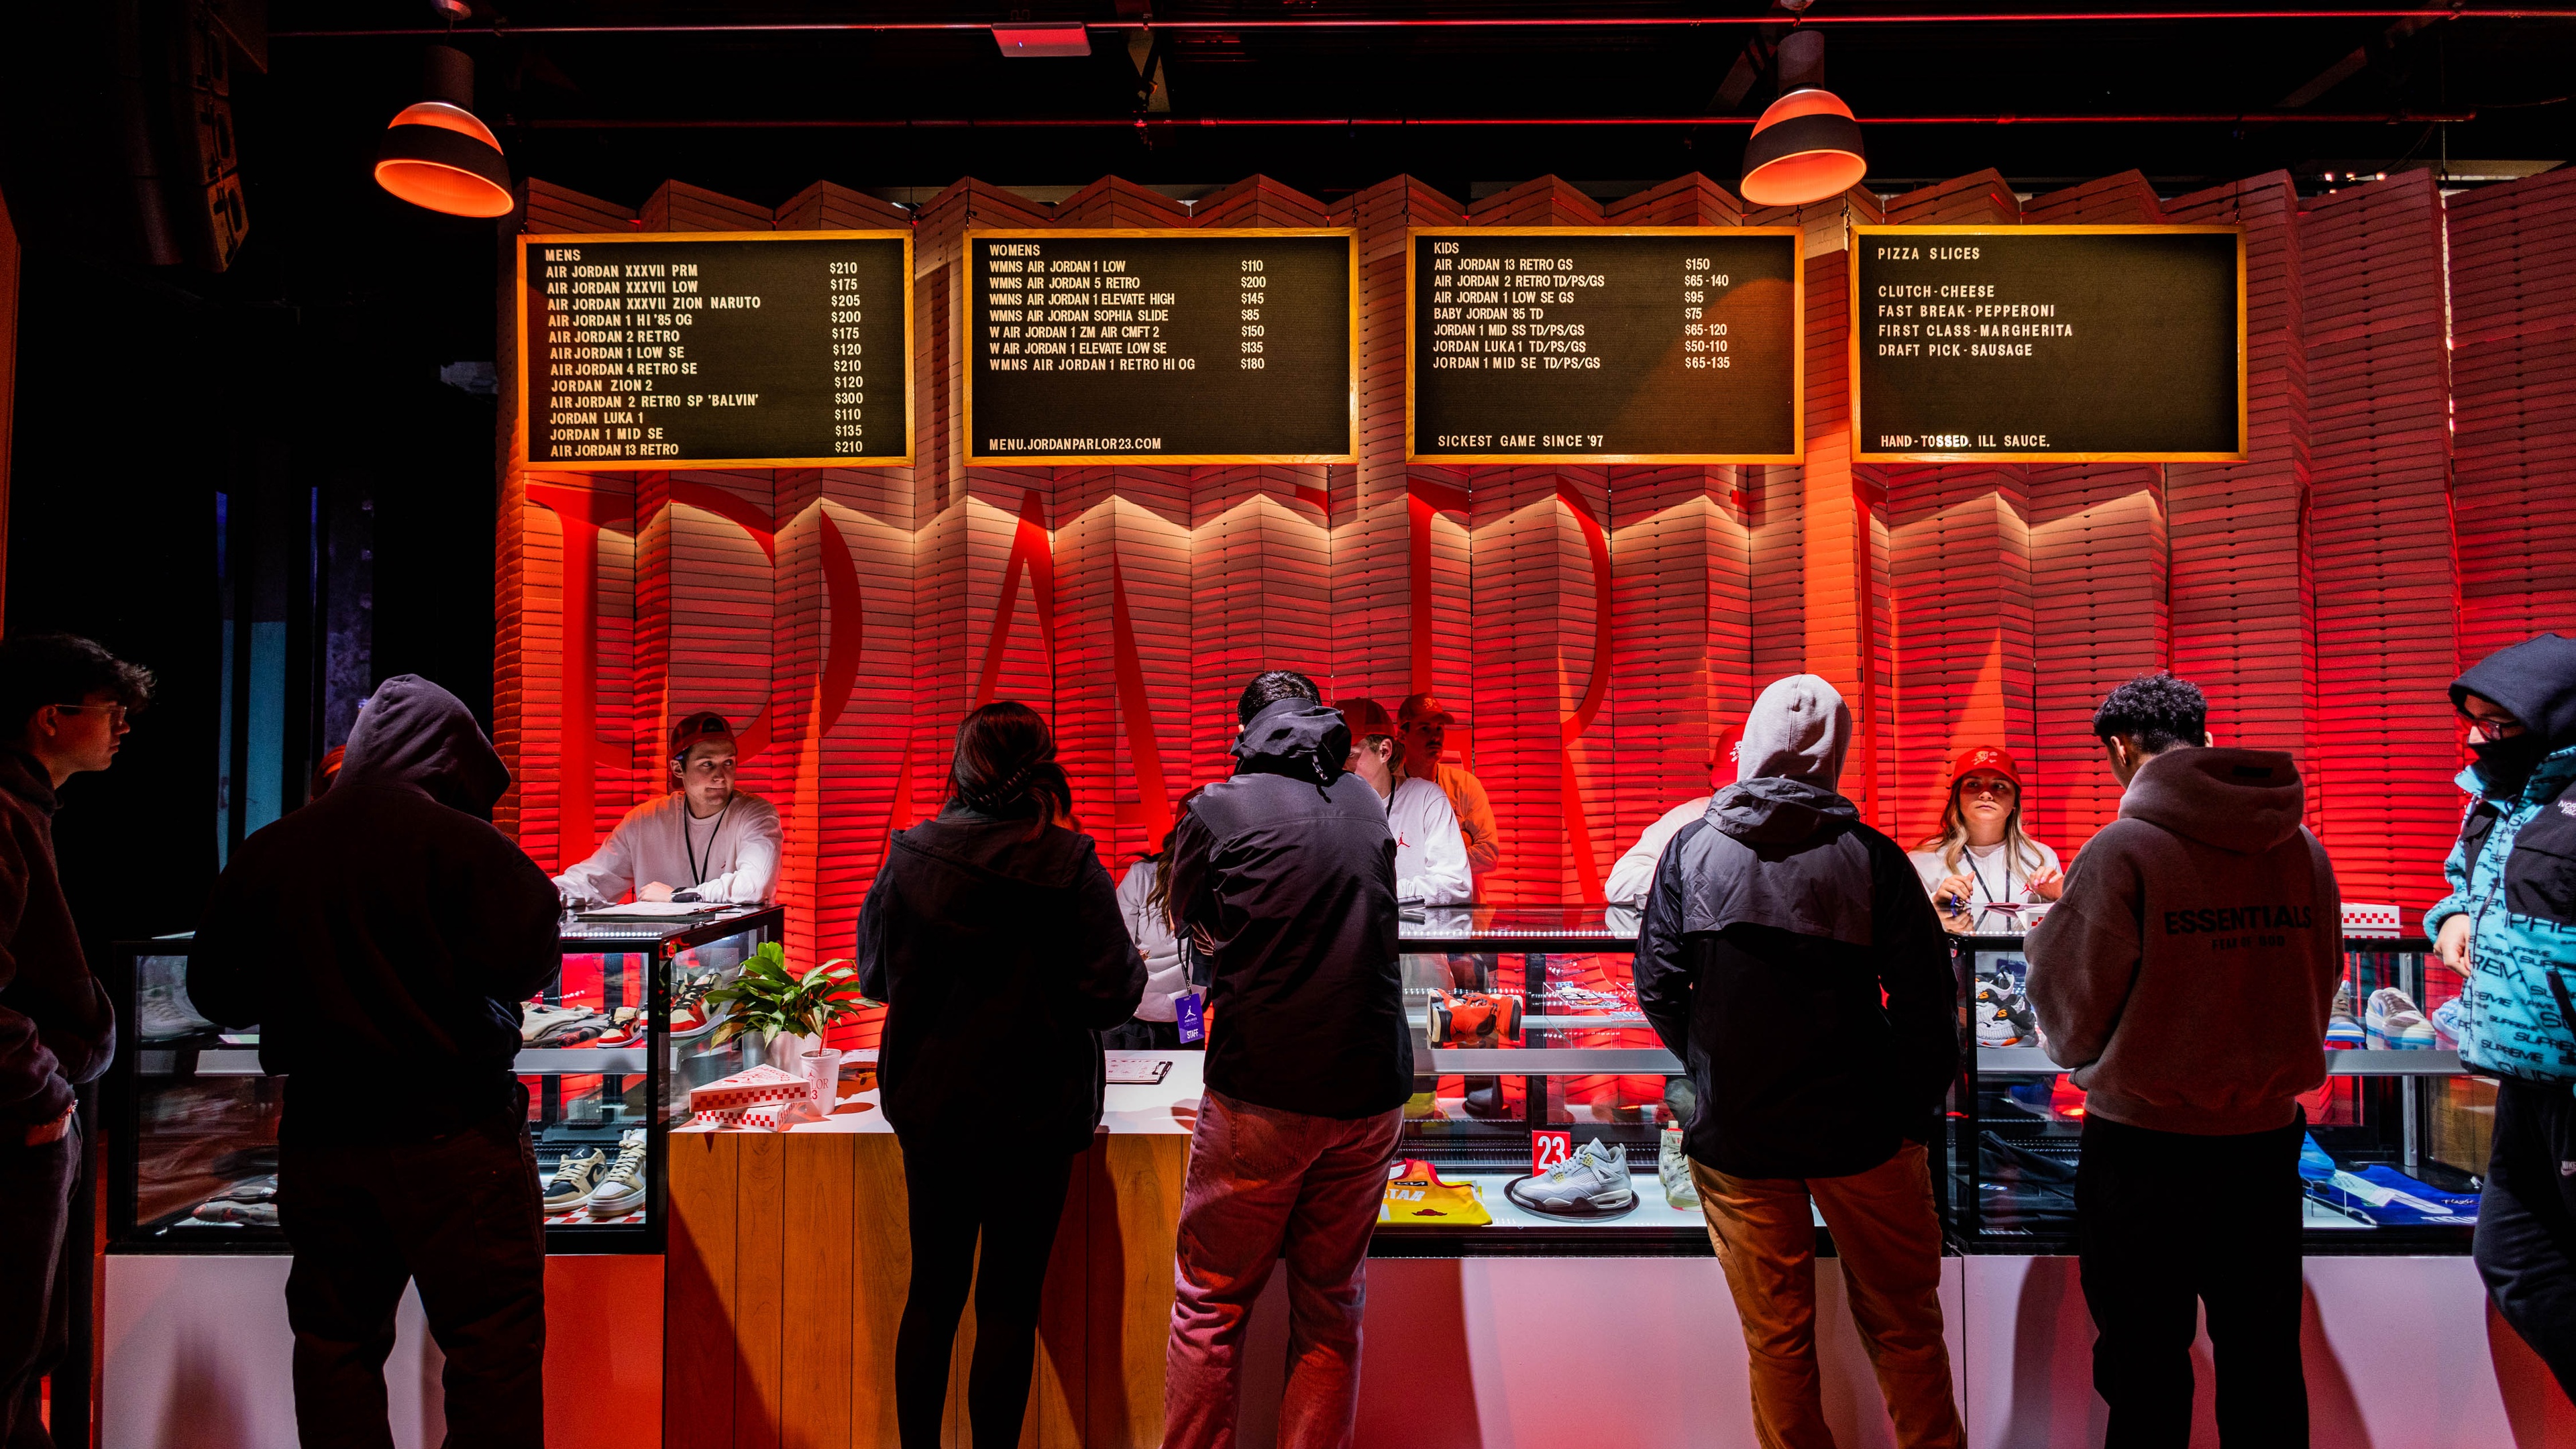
left=2425, top=632, right=2576, bottom=1400
left=553, top=711, right=784, bottom=909
left=0, top=633, right=152, bottom=1449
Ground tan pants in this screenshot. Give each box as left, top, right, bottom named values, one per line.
left=1690, top=1141, right=1964, bottom=1449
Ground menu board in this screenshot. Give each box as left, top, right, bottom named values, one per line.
left=1851, top=225, right=2245, bottom=462
left=515, top=231, right=913, bottom=468
left=1407, top=228, right=1804, bottom=463
left=965, top=229, right=1355, bottom=465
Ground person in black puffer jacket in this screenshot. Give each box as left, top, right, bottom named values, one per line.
left=1635, top=674, right=1964, bottom=1449
left=854, top=701, right=1144, bottom=1449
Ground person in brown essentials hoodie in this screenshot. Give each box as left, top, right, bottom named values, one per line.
left=2027, top=672, right=2340, bottom=1449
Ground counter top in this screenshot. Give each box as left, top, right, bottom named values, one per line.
left=676, top=1051, right=1207, bottom=1136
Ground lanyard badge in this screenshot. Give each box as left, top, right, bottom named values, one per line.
left=1174, top=990, right=1205, bottom=1044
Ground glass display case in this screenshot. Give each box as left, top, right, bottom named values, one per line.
left=105, top=905, right=785, bottom=1253
left=1952, top=932, right=2479, bottom=1254
left=1378, top=906, right=1706, bottom=1253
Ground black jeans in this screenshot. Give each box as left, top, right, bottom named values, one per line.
left=2476, top=1077, right=2576, bottom=1397
left=2076, top=1111, right=2308, bottom=1448
left=0, top=1119, right=79, bottom=1449
left=894, top=1135, right=1074, bottom=1449
left=278, top=1108, right=547, bottom=1449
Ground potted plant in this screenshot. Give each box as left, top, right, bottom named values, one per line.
left=700, top=942, right=872, bottom=1114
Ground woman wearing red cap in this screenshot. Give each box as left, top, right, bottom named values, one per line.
left=1909, top=746, right=2063, bottom=933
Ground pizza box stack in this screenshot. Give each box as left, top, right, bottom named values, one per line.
left=688, top=1064, right=814, bottom=1128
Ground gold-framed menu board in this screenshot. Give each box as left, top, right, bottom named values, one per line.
left=964, top=229, right=1357, bottom=466
left=515, top=230, right=914, bottom=469
left=1851, top=225, right=2247, bottom=463
left=1405, top=227, right=1805, bottom=464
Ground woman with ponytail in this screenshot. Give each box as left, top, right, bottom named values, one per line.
left=854, top=702, right=1146, bottom=1449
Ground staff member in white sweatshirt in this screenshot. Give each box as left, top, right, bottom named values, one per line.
left=1606, top=725, right=1746, bottom=907
left=1342, top=698, right=1471, bottom=906
left=555, top=712, right=784, bottom=907
left=1108, top=786, right=1208, bottom=1051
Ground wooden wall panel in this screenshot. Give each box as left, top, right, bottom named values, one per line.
left=499, top=165, right=2576, bottom=970
left=2020, top=173, right=2170, bottom=849
left=2302, top=171, right=2459, bottom=909
left=2446, top=167, right=2576, bottom=663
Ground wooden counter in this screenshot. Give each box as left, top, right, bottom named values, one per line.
left=664, top=1057, right=1201, bottom=1449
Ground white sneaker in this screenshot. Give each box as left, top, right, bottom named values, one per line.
left=1659, top=1126, right=1699, bottom=1210
left=1504, top=1139, right=1638, bottom=1218
left=519, top=1003, right=592, bottom=1044
left=543, top=1148, right=606, bottom=1212
left=138, top=985, right=220, bottom=1041
left=584, top=1130, right=649, bottom=1218
left=2365, top=987, right=2436, bottom=1049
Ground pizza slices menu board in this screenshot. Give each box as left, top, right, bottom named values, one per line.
left=965, top=229, right=1355, bottom=465
left=1852, top=226, right=2245, bottom=462
left=1407, top=228, right=1803, bottom=463
left=517, top=231, right=912, bottom=468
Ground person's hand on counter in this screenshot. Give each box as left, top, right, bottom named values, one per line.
left=2028, top=865, right=2065, bottom=902
left=637, top=881, right=676, bottom=902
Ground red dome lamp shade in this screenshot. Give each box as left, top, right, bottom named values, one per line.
left=1739, top=87, right=1867, bottom=207
left=374, top=46, right=513, bottom=218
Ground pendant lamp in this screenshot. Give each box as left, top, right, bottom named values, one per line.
left=375, top=45, right=513, bottom=218
left=1739, top=30, right=1866, bottom=208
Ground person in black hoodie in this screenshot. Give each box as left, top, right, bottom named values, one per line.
left=189, top=676, right=560, bottom=1449
left=853, top=701, right=1144, bottom=1449
left=1635, top=674, right=1964, bottom=1449
left=0, top=634, right=150, bottom=1449
left=1161, top=670, right=1407, bottom=1449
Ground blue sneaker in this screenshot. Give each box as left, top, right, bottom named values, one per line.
left=2324, top=983, right=2365, bottom=1050
left=2298, top=1133, right=2338, bottom=1183
left=2432, top=995, right=2468, bottom=1048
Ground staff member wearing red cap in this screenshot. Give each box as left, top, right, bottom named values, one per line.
left=1395, top=693, right=1497, bottom=896
left=555, top=711, right=784, bottom=908
left=1909, top=746, right=2063, bottom=934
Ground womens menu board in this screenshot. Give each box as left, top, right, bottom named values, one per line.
left=1851, top=225, right=2245, bottom=463
left=515, top=231, right=913, bottom=469
left=1406, top=227, right=1804, bottom=464
left=965, top=229, right=1356, bottom=465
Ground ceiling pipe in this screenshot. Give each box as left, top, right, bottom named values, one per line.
left=274, top=8, right=2576, bottom=38
left=520, top=111, right=2477, bottom=129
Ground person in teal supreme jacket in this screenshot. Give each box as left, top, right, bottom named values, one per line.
left=2426, top=631, right=2576, bottom=1398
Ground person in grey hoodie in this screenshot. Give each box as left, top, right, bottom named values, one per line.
left=2026, top=672, right=2340, bottom=1449
left=1636, top=674, right=1964, bottom=1449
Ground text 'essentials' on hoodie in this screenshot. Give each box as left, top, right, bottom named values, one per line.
left=1169, top=698, right=1411, bottom=1120
left=855, top=803, right=1146, bottom=1157
left=2026, top=747, right=2341, bottom=1136
left=189, top=676, right=563, bottom=1138
left=1635, top=676, right=1959, bottom=1179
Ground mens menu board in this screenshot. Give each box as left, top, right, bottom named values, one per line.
left=965, top=229, right=1355, bottom=465
left=1851, top=225, right=2245, bottom=462
left=1407, top=228, right=1804, bottom=463
left=515, top=231, right=913, bottom=468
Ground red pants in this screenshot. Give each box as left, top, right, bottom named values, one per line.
left=1162, top=1089, right=1402, bottom=1449
left=1690, top=1140, right=1964, bottom=1449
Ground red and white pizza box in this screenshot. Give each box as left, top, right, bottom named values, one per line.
left=688, top=1064, right=814, bottom=1116
left=2342, top=903, right=2404, bottom=937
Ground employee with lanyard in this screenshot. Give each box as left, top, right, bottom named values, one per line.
left=555, top=711, right=784, bottom=908
left=1909, top=745, right=2064, bottom=934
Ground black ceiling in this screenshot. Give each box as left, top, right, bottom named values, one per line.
left=272, top=2, right=2575, bottom=207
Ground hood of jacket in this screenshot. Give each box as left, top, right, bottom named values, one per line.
left=1707, top=776, right=1861, bottom=846
left=894, top=807, right=1099, bottom=891
left=2120, top=747, right=2306, bottom=854
left=1230, top=698, right=1351, bottom=788
left=335, top=675, right=512, bottom=814
left=1737, top=674, right=1851, bottom=790
left=0, top=747, right=57, bottom=818
left=2455, top=633, right=2576, bottom=753
left=1709, top=674, right=1859, bottom=844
